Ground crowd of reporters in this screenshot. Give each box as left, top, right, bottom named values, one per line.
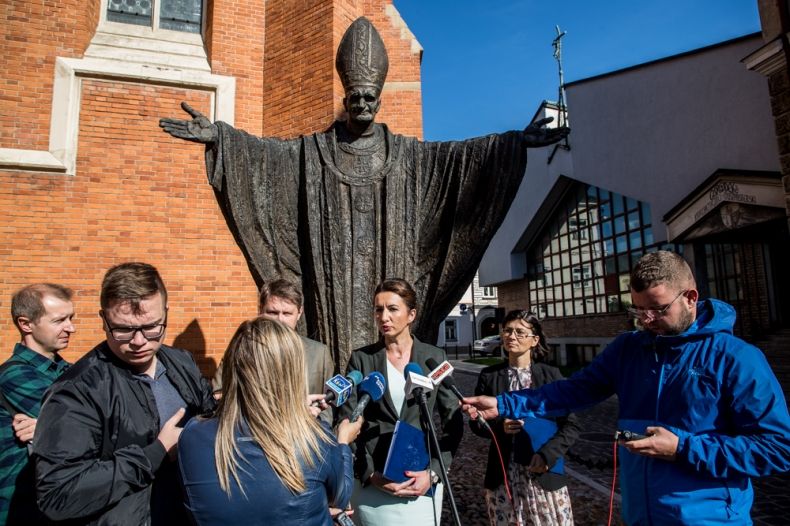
left=2, top=251, right=790, bottom=525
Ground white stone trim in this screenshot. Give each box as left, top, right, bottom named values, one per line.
left=1, top=56, right=235, bottom=176
left=742, top=36, right=787, bottom=76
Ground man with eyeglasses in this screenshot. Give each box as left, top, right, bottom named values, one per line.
left=463, top=251, right=790, bottom=525
left=33, top=262, right=216, bottom=525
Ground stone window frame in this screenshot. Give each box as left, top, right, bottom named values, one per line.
left=444, top=319, right=458, bottom=342
left=0, top=0, right=234, bottom=176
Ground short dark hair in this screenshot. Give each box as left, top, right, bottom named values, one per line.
left=502, top=310, right=550, bottom=362
left=11, top=283, right=73, bottom=326
left=630, top=251, right=695, bottom=293
left=100, top=262, right=167, bottom=314
left=258, top=279, right=303, bottom=311
left=374, top=278, right=417, bottom=311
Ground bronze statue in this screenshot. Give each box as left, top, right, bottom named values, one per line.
left=160, top=17, right=567, bottom=369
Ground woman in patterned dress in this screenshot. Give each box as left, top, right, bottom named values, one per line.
left=470, top=310, right=580, bottom=526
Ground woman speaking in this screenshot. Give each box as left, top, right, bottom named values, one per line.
left=340, top=278, right=463, bottom=525
left=178, top=318, right=361, bottom=525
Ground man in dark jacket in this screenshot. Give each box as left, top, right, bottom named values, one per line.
left=33, top=262, right=216, bottom=525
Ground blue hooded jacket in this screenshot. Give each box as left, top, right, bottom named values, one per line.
left=497, top=299, right=790, bottom=525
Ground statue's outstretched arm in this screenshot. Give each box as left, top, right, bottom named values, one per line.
left=159, top=101, right=219, bottom=144
left=522, top=116, right=569, bottom=148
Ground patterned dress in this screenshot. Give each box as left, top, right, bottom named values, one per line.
left=484, top=366, right=574, bottom=526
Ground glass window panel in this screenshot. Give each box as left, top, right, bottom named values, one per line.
left=629, top=231, right=642, bottom=249
left=107, top=0, right=153, bottom=26
left=547, top=303, right=556, bottom=317
left=570, top=250, right=580, bottom=266
left=553, top=273, right=561, bottom=289
left=612, top=194, right=625, bottom=215
left=604, top=239, right=614, bottom=256
left=564, top=301, right=573, bottom=316
left=587, top=186, right=598, bottom=200
left=600, top=202, right=611, bottom=220
left=644, top=227, right=654, bottom=246
left=550, top=236, right=560, bottom=252
left=602, top=221, right=613, bottom=238
left=620, top=293, right=632, bottom=310
left=529, top=290, right=537, bottom=303
left=559, top=234, right=569, bottom=251
left=616, top=235, right=628, bottom=253
left=630, top=250, right=643, bottom=267
left=607, top=295, right=620, bottom=312
left=614, top=216, right=626, bottom=235
left=160, top=0, right=202, bottom=33
left=544, top=272, right=552, bottom=286
left=641, top=205, right=652, bottom=226
left=626, top=196, right=639, bottom=211
left=563, top=284, right=573, bottom=298
left=627, top=211, right=640, bottom=230
left=617, top=254, right=629, bottom=274
left=552, top=255, right=561, bottom=270
left=574, top=299, right=585, bottom=316
left=599, top=189, right=611, bottom=201
left=562, top=267, right=572, bottom=283
left=604, top=255, right=615, bottom=274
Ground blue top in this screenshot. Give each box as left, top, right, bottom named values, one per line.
left=496, top=299, right=790, bottom=525
left=178, top=417, right=354, bottom=526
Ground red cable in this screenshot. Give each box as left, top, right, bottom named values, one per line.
left=487, top=425, right=523, bottom=526
left=608, top=439, right=618, bottom=526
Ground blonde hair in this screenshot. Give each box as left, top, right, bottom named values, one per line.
left=214, top=318, right=330, bottom=495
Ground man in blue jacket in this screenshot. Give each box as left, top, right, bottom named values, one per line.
left=463, top=251, right=790, bottom=525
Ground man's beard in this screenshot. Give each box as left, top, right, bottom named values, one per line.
left=663, top=306, right=695, bottom=336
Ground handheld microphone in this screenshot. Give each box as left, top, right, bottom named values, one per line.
left=349, top=371, right=386, bottom=423
left=323, top=370, right=363, bottom=407
left=426, top=357, right=491, bottom=431
left=404, top=362, right=434, bottom=399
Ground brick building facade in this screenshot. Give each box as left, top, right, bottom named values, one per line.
left=0, top=0, right=423, bottom=374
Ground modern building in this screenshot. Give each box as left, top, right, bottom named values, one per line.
left=480, top=33, right=788, bottom=368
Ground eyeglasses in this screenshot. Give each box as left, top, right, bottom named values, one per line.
left=627, top=290, right=688, bottom=320
left=501, top=328, right=536, bottom=339
left=101, top=312, right=167, bottom=342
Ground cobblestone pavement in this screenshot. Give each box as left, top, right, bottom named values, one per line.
left=440, top=361, right=787, bottom=525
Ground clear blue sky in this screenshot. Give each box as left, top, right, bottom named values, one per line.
left=392, top=1, right=761, bottom=141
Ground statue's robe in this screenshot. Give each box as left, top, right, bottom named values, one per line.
left=207, top=121, right=527, bottom=370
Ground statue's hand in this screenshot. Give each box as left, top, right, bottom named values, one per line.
left=159, top=101, right=218, bottom=143
left=522, top=116, right=569, bottom=148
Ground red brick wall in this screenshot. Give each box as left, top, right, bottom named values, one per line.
left=0, top=0, right=423, bottom=374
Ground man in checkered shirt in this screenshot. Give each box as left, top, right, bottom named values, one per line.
left=0, top=283, right=74, bottom=524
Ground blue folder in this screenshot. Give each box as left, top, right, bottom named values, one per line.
left=514, top=416, right=564, bottom=475
left=383, top=420, right=430, bottom=482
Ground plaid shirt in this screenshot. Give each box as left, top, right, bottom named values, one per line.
left=0, top=343, right=69, bottom=523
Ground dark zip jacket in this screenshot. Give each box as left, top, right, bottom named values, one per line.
left=33, top=342, right=216, bottom=525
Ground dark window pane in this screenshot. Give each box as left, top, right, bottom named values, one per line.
left=160, top=0, right=202, bottom=33
left=629, top=231, right=642, bottom=249
left=616, top=235, right=628, bottom=253
left=604, top=238, right=614, bottom=256
left=605, top=256, right=616, bottom=275
left=626, top=197, right=639, bottom=211
left=641, top=204, right=652, bottom=226
left=614, top=216, right=626, bottom=235
left=108, top=0, right=153, bottom=26
left=627, top=211, right=640, bottom=230
left=612, top=194, right=625, bottom=215
left=644, top=227, right=654, bottom=245
left=600, top=202, right=611, bottom=220
left=602, top=220, right=613, bottom=238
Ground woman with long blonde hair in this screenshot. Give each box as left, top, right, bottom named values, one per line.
left=178, top=318, right=361, bottom=525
